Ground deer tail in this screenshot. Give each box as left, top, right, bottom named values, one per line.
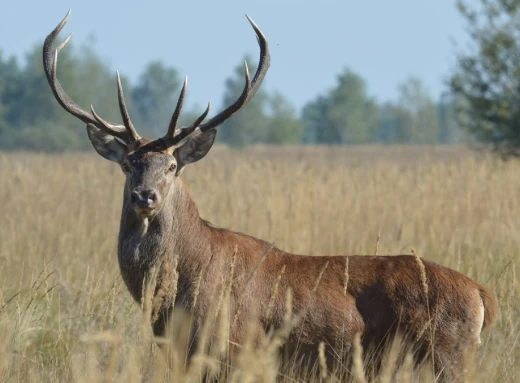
left=479, top=286, right=498, bottom=328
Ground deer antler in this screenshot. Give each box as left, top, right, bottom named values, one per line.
left=43, top=10, right=140, bottom=144
left=44, top=11, right=269, bottom=148
left=162, top=14, right=270, bottom=148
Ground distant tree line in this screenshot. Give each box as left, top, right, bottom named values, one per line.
left=0, top=39, right=464, bottom=152
left=450, top=0, right=520, bottom=158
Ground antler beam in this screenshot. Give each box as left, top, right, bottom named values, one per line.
left=43, top=10, right=140, bottom=143
left=163, top=14, right=270, bottom=148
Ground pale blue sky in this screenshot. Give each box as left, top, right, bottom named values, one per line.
left=2, top=1, right=471, bottom=111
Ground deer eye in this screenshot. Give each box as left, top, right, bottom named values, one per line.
left=168, top=163, right=177, bottom=172
left=121, top=163, right=131, bottom=173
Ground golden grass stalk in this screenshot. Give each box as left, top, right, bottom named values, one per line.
left=0, top=147, right=513, bottom=382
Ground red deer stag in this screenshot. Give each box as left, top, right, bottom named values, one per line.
left=43, top=10, right=497, bottom=381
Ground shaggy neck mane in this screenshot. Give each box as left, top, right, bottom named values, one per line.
left=117, top=178, right=220, bottom=302
left=121, top=178, right=211, bottom=248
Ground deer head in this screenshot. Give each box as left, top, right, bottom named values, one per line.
left=43, top=10, right=270, bottom=218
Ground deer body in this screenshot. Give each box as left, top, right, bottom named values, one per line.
left=117, top=167, right=496, bottom=374
left=43, top=11, right=497, bottom=380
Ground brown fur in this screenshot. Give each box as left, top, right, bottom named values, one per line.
left=107, top=140, right=498, bottom=381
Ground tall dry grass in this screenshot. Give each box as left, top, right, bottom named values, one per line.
left=0, top=145, right=517, bottom=382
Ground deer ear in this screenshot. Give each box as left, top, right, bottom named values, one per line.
left=175, top=129, right=217, bottom=171
left=86, top=124, right=127, bottom=163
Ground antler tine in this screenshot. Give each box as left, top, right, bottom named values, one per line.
left=43, top=10, right=136, bottom=143
left=165, top=76, right=188, bottom=139
left=56, top=33, right=72, bottom=56
left=188, top=102, right=211, bottom=132
left=166, top=102, right=211, bottom=148
left=243, top=14, right=271, bottom=101
left=198, top=15, right=270, bottom=133
left=89, top=104, right=129, bottom=137
left=116, top=71, right=140, bottom=142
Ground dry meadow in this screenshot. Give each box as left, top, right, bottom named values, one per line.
left=0, top=145, right=518, bottom=382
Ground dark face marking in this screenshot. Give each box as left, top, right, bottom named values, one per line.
left=86, top=129, right=216, bottom=218
left=122, top=149, right=178, bottom=218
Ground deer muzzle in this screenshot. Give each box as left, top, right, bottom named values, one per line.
left=131, top=188, right=160, bottom=216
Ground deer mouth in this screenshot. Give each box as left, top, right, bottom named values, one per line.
left=134, top=205, right=157, bottom=218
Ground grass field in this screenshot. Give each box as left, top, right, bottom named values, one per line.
left=0, top=145, right=517, bottom=382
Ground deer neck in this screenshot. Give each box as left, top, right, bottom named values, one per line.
left=117, top=178, right=212, bottom=302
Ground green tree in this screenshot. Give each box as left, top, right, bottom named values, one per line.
left=75, top=39, right=127, bottom=127
left=301, top=68, right=377, bottom=145
left=395, top=77, right=439, bottom=144
left=328, top=69, right=378, bottom=144
left=217, top=55, right=270, bottom=147
left=302, top=95, right=329, bottom=144
left=0, top=39, right=134, bottom=152
left=376, top=102, right=404, bottom=143
left=450, top=0, right=520, bottom=156
left=0, top=51, right=11, bottom=148
left=3, top=46, right=57, bottom=128
left=437, top=92, right=464, bottom=144
left=0, top=44, right=87, bottom=151
left=265, top=92, right=303, bottom=144
left=131, top=61, right=182, bottom=138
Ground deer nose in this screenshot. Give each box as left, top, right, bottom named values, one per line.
left=131, top=189, right=158, bottom=208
